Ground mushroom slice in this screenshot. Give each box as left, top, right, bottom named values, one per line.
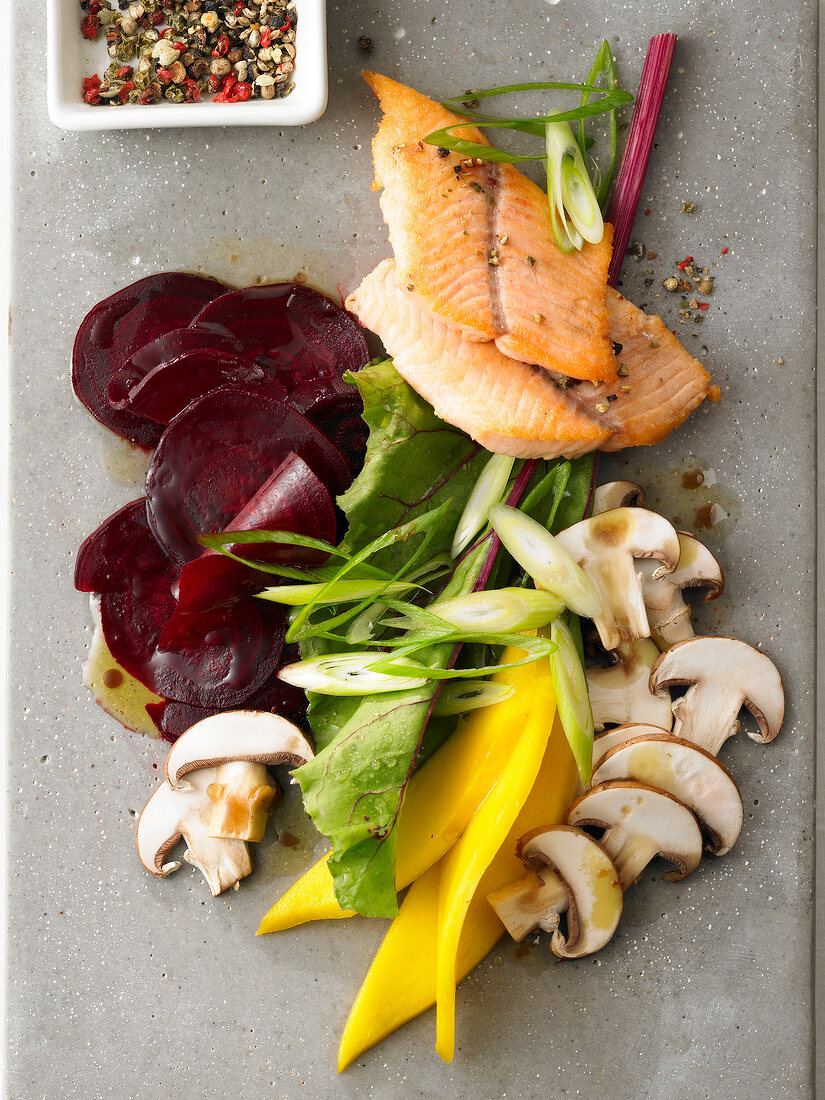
left=650, top=636, right=784, bottom=756
left=165, top=710, right=315, bottom=842
left=137, top=769, right=252, bottom=896
left=638, top=532, right=724, bottom=649
left=591, top=734, right=744, bottom=856
left=592, top=723, right=673, bottom=769
left=567, top=781, right=703, bottom=888
left=486, top=865, right=570, bottom=943
left=587, top=640, right=674, bottom=733
left=592, top=481, right=645, bottom=514
left=489, top=825, right=623, bottom=958
left=556, top=508, right=680, bottom=650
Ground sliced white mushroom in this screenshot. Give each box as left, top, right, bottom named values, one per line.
left=650, top=636, right=784, bottom=756
left=137, top=769, right=252, bottom=896
left=488, top=826, right=623, bottom=958
left=556, top=508, right=680, bottom=651
left=591, top=734, right=744, bottom=856
left=592, top=723, right=674, bottom=769
left=567, top=781, right=703, bottom=888
left=586, top=640, right=674, bottom=733
left=165, top=710, right=315, bottom=842
left=638, top=532, right=724, bottom=649
left=591, top=481, right=645, bottom=514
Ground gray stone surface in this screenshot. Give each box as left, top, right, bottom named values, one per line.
left=6, top=2, right=817, bottom=1097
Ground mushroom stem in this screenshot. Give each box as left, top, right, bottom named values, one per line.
left=586, top=640, right=674, bottom=732
left=487, top=867, right=569, bottom=942
left=180, top=803, right=252, bottom=896
left=671, top=683, right=742, bottom=755
left=207, top=761, right=279, bottom=842
left=605, top=833, right=660, bottom=889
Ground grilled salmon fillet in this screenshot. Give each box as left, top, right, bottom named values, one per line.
left=348, top=263, right=711, bottom=458
left=363, top=70, right=617, bottom=383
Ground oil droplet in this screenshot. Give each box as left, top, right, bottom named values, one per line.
left=101, top=436, right=152, bottom=489
left=681, top=468, right=705, bottom=490
left=278, top=831, right=301, bottom=849
left=84, top=603, right=162, bottom=738
left=393, top=26, right=406, bottom=39
left=694, top=501, right=729, bottom=531
left=102, top=668, right=123, bottom=689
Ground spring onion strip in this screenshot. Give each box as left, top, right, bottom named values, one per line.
left=605, top=33, right=677, bottom=287
left=578, top=39, right=620, bottom=209
left=488, top=504, right=601, bottom=618
left=549, top=618, right=595, bottom=784
left=367, top=632, right=556, bottom=679
left=451, top=454, right=517, bottom=557
left=432, top=681, right=515, bottom=717
left=256, top=579, right=419, bottom=607
left=277, top=654, right=430, bottom=696
left=426, top=588, right=563, bottom=634
left=519, top=461, right=571, bottom=524
left=285, top=500, right=453, bottom=644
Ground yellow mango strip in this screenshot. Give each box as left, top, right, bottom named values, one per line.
left=337, top=712, right=579, bottom=1071
left=434, top=658, right=556, bottom=1063
left=258, top=651, right=538, bottom=935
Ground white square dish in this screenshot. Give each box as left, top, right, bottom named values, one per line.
left=47, top=0, right=327, bottom=130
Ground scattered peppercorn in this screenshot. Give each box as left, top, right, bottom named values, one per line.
left=681, top=200, right=695, bottom=213
left=358, top=35, right=374, bottom=53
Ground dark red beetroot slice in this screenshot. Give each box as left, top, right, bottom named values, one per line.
left=218, top=451, right=336, bottom=567
left=111, top=350, right=274, bottom=425
left=73, top=273, right=227, bottom=449
left=146, top=653, right=308, bottom=742
left=189, top=283, right=369, bottom=391
left=75, top=499, right=153, bottom=593
left=145, top=385, right=350, bottom=564
left=291, top=377, right=368, bottom=473
left=82, top=501, right=282, bottom=708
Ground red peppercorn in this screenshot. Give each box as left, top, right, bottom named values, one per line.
left=721, top=247, right=728, bottom=255
left=231, top=82, right=252, bottom=101
left=212, top=35, right=230, bottom=57
left=677, top=256, right=694, bottom=271
left=234, top=1, right=245, bottom=13
left=116, top=65, right=131, bottom=79
left=118, top=82, right=135, bottom=104
left=182, top=78, right=200, bottom=102
left=150, top=11, right=164, bottom=25
left=274, top=16, right=291, bottom=33
left=260, top=27, right=272, bottom=47
left=80, top=14, right=100, bottom=40
left=697, top=302, right=709, bottom=311
left=208, top=73, right=220, bottom=92
left=156, top=68, right=173, bottom=85
left=172, top=41, right=187, bottom=52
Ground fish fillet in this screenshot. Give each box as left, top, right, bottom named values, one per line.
left=363, top=70, right=617, bottom=383
left=348, top=263, right=711, bottom=458
left=347, top=260, right=610, bottom=459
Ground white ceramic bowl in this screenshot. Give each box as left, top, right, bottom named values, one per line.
left=47, top=0, right=327, bottom=130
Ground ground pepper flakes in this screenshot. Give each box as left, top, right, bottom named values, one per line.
left=77, top=0, right=298, bottom=106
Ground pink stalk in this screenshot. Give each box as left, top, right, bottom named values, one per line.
left=605, top=33, right=677, bottom=288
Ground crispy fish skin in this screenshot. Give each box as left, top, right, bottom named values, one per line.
left=363, top=70, right=617, bottom=383
left=347, top=260, right=611, bottom=459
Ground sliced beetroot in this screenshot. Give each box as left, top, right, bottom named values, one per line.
left=147, top=652, right=308, bottom=742
left=81, top=500, right=283, bottom=708
left=291, top=377, right=368, bottom=473
left=73, top=273, right=227, bottom=449
left=145, top=385, right=350, bottom=563
left=111, top=349, right=271, bottom=425
left=75, top=499, right=153, bottom=593
left=189, top=283, right=369, bottom=392
left=218, top=451, right=336, bottom=567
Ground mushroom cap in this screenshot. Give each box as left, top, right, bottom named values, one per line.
left=639, top=532, right=724, bottom=609
left=591, top=734, right=743, bottom=856
left=592, top=481, right=645, bottom=514
left=592, top=723, right=673, bottom=769
left=519, top=825, right=623, bottom=958
left=650, top=636, right=784, bottom=750
left=568, top=781, right=703, bottom=885
left=165, top=710, right=315, bottom=789
left=137, top=768, right=216, bottom=876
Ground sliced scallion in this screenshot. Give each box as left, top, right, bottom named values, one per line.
left=277, top=653, right=430, bottom=696
left=451, top=453, right=516, bottom=557
left=429, top=588, right=563, bottom=633
left=488, top=504, right=601, bottom=618
left=256, top=579, right=417, bottom=607
left=432, top=680, right=515, bottom=717
left=549, top=618, right=594, bottom=784
left=545, top=121, right=604, bottom=252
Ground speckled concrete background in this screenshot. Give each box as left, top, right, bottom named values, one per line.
left=6, top=2, right=817, bottom=1097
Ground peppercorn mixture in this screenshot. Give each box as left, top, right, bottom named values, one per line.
left=79, top=0, right=297, bottom=105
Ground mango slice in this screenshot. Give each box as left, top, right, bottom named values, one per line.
left=258, top=650, right=543, bottom=935
left=337, top=710, right=579, bottom=1070
left=434, top=657, right=555, bottom=1063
